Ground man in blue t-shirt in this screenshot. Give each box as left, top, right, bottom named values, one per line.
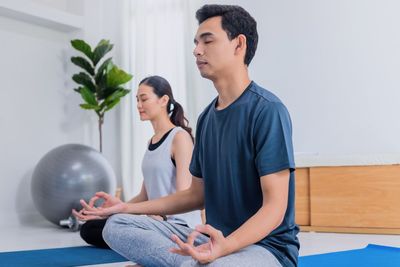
left=177, top=5, right=299, bottom=266
left=80, top=4, right=299, bottom=267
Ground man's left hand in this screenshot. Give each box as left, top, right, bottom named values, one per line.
left=170, top=224, right=232, bottom=264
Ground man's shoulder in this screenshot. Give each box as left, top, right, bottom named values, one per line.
left=247, top=82, right=292, bottom=124
left=248, top=82, right=283, bottom=104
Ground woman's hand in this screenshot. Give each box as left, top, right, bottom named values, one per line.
left=72, top=208, right=105, bottom=221
left=81, top=200, right=127, bottom=218
left=72, top=191, right=125, bottom=221
left=92, top=191, right=123, bottom=208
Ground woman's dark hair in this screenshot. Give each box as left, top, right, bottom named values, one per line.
left=196, top=4, right=258, bottom=66
left=139, top=75, right=193, bottom=141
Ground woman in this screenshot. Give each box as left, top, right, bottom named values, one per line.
left=73, top=75, right=201, bottom=248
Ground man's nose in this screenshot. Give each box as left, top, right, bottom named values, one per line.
left=193, top=45, right=203, bottom=57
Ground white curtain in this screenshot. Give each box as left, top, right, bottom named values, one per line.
left=119, top=0, right=202, bottom=200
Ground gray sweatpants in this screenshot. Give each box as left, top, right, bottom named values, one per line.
left=102, top=214, right=282, bottom=267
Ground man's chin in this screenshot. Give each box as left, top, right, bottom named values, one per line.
left=199, top=70, right=212, bottom=79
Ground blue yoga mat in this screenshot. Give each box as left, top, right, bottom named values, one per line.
left=299, top=244, right=400, bottom=267
left=1, top=243, right=399, bottom=266
left=0, top=246, right=127, bottom=267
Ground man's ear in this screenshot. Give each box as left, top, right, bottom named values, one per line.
left=235, top=34, right=247, bottom=54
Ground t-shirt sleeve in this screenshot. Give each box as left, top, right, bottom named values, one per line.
left=189, top=115, right=204, bottom=178
left=253, top=102, right=295, bottom=177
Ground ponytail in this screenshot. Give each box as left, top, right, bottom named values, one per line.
left=168, top=101, right=194, bottom=142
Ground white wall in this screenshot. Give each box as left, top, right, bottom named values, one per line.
left=0, top=0, right=124, bottom=227
left=202, top=0, right=400, bottom=160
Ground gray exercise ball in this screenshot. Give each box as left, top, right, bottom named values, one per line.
left=31, top=144, right=116, bottom=226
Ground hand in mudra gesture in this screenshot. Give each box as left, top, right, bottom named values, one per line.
left=72, top=191, right=124, bottom=221
left=170, top=224, right=230, bottom=264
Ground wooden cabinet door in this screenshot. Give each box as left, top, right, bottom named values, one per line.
left=310, top=165, right=400, bottom=228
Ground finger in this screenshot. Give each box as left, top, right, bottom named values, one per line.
left=182, top=243, right=207, bottom=261
left=84, top=214, right=104, bottom=220
left=196, top=243, right=211, bottom=253
left=83, top=205, right=114, bottom=217
left=169, top=248, right=190, bottom=256
left=73, top=209, right=102, bottom=221
left=195, top=224, right=223, bottom=239
left=82, top=209, right=102, bottom=216
left=80, top=199, right=97, bottom=211
left=72, top=209, right=84, bottom=219
left=171, top=234, right=186, bottom=249
left=171, top=234, right=195, bottom=253
left=88, top=196, right=100, bottom=208
left=95, top=191, right=109, bottom=199
left=170, top=235, right=191, bottom=256
left=186, top=230, right=200, bottom=247
left=171, top=235, right=206, bottom=261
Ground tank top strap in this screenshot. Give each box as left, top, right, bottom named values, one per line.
left=163, top=127, right=184, bottom=155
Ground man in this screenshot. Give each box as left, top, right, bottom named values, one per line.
left=81, top=4, right=299, bottom=267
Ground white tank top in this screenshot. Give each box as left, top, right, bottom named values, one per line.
left=141, top=127, right=201, bottom=228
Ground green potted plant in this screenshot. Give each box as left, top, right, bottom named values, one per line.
left=70, top=39, right=132, bottom=152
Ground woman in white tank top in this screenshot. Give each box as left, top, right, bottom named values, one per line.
left=74, top=75, right=201, bottom=248
left=135, top=76, right=201, bottom=228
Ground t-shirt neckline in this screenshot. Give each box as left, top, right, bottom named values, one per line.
left=213, top=81, right=254, bottom=114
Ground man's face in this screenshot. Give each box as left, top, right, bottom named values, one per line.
left=193, top=16, right=238, bottom=80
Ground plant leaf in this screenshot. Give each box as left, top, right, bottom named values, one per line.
left=71, top=56, right=94, bottom=76
left=73, top=87, right=84, bottom=93
left=106, top=66, right=133, bottom=88
left=80, top=103, right=100, bottom=111
left=80, top=104, right=101, bottom=112
left=98, top=85, right=128, bottom=101
left=72, top=72, right=96, bottom=92
left=97, top=39, right=110, bottom=47
left=95, top=57, right=113, bottom=84
left=104, top=98, right=121, bottom=111
left=100, top=88, right=129, bottom=107
left=92, top=40, right=113, bottom=66
left=107, top=88, right=130, bottom=103
left=98, top=87, right=116, bottom=101
left=80, top=86, right=98, bottom=105
left=71, top=40, right=93, bottom=60
left=97, top=76, right=108, bottom=97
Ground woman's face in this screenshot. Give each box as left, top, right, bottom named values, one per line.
left=136, top=84, right=167, bottom=121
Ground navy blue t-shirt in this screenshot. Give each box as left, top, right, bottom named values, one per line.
left=189, top=81, right=299, bottom=267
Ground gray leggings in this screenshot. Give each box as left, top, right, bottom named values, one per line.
left=102, top=214, right=282, bottom=267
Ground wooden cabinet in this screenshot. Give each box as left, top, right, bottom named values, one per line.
left=294, top=165, right=400, bottom=234
left=294, top=168, right=310, bottom=226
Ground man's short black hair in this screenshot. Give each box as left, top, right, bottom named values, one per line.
left=196, top=4, right=258, bottom=66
